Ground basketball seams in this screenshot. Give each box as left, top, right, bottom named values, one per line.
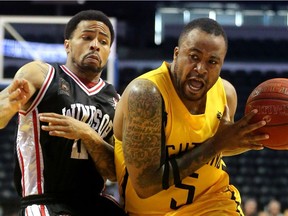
left=245, top=78, right=288, bottom=150
left=247, top=97, right=288, bottom=102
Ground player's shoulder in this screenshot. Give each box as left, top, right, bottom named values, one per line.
left=23, top=60, right=50, bottom=69
left=125, top=78, right=160, bottom=99
left=16, top=60, right=50, bottom=77
left=221, top=78, right=234, bottom=89
left=15, top=60, right=51, bottom=88
left=119, top=78, right=161, bottom=113
left=221, top=78, right=236, bottom=95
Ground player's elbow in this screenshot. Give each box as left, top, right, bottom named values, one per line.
left=133, top=183, right=162, bottom=199
left=135, top=188, right=155, bottom=199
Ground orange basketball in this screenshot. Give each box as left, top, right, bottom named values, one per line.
left=245, top=78, right=288, bottom=150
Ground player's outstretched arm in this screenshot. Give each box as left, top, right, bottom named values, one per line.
left=0, top=79, right=29, bottom=128
left=0, top=61, right=47, bottom=129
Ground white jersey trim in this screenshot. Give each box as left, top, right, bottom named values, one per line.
left=60, top=65, right=106, bottom=96
left=19, top=64, right=55, bottom=116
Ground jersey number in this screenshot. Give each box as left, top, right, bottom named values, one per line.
left=70, top=139, right=88, bottom=159
left=170, top=173, right=198, bottom=210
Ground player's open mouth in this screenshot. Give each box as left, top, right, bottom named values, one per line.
left=188, top=79, right=204, bottom=91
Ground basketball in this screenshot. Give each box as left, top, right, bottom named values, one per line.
left=245, top=78, right=288, bottom=150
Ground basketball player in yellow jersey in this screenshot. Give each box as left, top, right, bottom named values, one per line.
left=113, top=18, right=269, bottom=216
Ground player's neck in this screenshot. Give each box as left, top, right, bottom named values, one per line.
left=77, top=76, right=99, bottom=88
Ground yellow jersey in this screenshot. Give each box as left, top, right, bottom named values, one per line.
left=114, top=62, right=243, bottom=216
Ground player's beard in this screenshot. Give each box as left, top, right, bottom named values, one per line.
left=171, top=61, right=183, bottom=96
left=172, top=60, right=205, bottom=101
left=82, top=63, right=103, bottom=74
left=73, top=56, right=104, bottom=74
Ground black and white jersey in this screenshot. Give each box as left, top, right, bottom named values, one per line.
left=14, top=63, right=120, bottom=205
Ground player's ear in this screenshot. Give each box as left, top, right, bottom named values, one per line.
left=173, top=47, right=179, bottom=60
left=64, top=39, right=70, bottom=54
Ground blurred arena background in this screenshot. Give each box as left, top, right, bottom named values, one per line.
left=1, top=1, right=288, bottom=215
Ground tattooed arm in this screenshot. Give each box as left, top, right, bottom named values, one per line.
left=0, top=61, right=48, bottom=129
left=39, top=113, right=116, bottom=181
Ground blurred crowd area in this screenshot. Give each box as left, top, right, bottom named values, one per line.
left=244, top=198, right=287, bottom=216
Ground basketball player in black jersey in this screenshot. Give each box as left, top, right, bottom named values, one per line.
left=0, top=10, right=126, bottom=216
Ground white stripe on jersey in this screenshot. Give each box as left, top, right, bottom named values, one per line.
left=25, top=204, right=49, bottom=216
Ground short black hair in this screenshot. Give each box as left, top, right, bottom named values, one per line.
left=64, top=9, right=114, bottom=46
left=178, top=17, right=228, bottom=50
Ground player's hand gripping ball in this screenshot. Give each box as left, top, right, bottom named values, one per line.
left=245, top=78, right=288, bottom=150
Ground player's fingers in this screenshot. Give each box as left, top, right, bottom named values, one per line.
left=242, top=109, right=260, bottom=123
left=236, top=109, right=267, bottom=132
left=41, top=124, right=71, bottom=132
left=39, top=113, right=64, bottom=118
left=248, top=143, right=264, bottom=150
left=246, top=132, right=269, bottom=142
left=39, top=115, right=69, bottom=125
left=47, top=130, right=68, bottom=138
left=21, top=80, right=30, bottom=92
left=8, top=88, right=22, bottom=100
left=8, top=80, right=20, bottom=93
left=239, top=118, right=266, bottom=130
left=41, top=125, right=75, bottom=139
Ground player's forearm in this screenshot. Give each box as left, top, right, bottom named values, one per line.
left=81, top=127, right=116, bottom=181
left=0, top=84, right=28, bottom=129
left=0, top=100, right=18, bottom=129
left=134, top=139, right=220, bottom=199
left=162, top=139, right=220, bottom=189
